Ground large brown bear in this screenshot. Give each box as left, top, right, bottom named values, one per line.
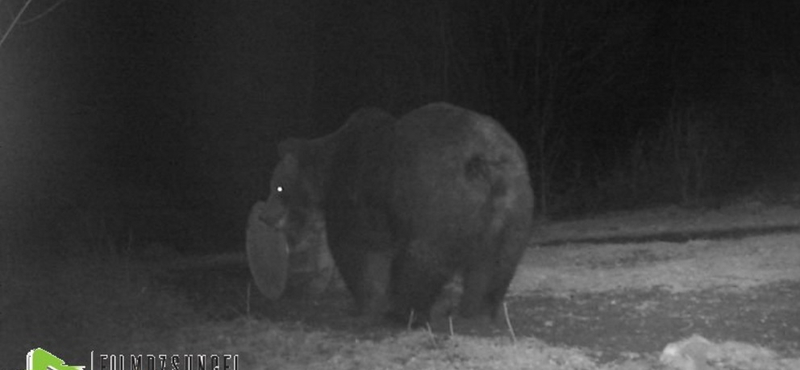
left=258, top=102, right=533, bottom=324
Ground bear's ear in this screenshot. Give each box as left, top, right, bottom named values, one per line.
left=278, top=138, right=305, bottom=158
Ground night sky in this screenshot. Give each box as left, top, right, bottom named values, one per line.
left=1, top=0, right=798, bottom=252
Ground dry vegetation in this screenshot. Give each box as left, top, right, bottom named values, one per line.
left=3, top=201, right=800, bottom=369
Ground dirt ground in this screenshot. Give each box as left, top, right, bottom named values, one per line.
left=166, top=202, right=800, bottom=365
left=5, top=201, right=800, bottom=368
left=168, top=260, right=800, bottom=365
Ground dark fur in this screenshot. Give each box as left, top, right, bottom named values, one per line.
left=268, top=103, right=533, bottom=323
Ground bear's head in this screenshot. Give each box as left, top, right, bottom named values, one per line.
left=261, top=138, right=329, bottom=240
left=246, top=137, right=335, bottom=301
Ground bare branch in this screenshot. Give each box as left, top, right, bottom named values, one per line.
left=20, top=0, right=69, bottom=25
left=0, top=0, right=34, bottom=50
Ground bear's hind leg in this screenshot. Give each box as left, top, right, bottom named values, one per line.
left=483, top=265, right=517, bottom=318
left=387, top=248, right=451, bottom=326
left=359, top=251, right=393, bottom=317
left=459, top=265, right=495, bottom=318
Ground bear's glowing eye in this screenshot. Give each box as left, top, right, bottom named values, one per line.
left=276, top=186, right=284, bottom=193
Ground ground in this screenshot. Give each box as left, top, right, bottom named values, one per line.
left=3, top=199, right=800, bottom=369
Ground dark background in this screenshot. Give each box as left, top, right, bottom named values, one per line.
left=1, top=0, right=798, bottom=254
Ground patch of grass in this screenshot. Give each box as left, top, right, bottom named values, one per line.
left=7, top=202, right=800, bottom=368
left=157, top=318, right=800, bottom=369
left=167, top=319, right=613, bottom=370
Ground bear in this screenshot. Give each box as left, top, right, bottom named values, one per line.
left=263, top=102, right=533, bottom=324
left=247, top=108, right=396, bottom=301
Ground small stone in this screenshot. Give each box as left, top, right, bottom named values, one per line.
left=659, top=334, right=713, bottom=370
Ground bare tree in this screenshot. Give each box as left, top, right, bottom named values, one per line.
left=665, top=100, right=712, bottom=204
left=479, top=0, right=651, bottom=216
